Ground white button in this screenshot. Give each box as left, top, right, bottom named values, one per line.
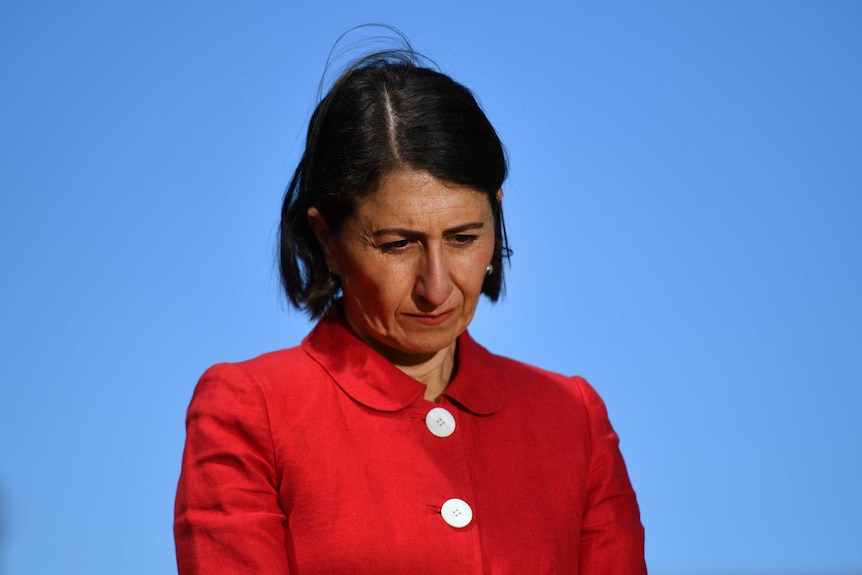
left=441, top=498, right=473, bottom=528
left=425, top=407, right=456, bottom=437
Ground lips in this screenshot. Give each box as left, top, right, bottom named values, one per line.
left=405, top=309, right=455, bottom=326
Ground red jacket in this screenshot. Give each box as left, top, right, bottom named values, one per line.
left=175, top=312, right=646, bottom=574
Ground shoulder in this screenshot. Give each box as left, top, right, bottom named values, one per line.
left=205, top=337, right=327, bottom=384
left=189, top=342, right=328, bottom=413
left=505, top=356, right=602, bottom=415
left=218, top=342, right=309, bottom=374
left=477, top=346, right=623, bottom=463
left=460, top=333, right=602, bottom=414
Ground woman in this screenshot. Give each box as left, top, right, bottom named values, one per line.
left=175, top=48, right=646, bottom=574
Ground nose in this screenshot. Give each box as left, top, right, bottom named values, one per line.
left=414, top=244, right=454, bottom=307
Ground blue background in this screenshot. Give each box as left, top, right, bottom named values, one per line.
left=1, top=1, right=860, bottom=574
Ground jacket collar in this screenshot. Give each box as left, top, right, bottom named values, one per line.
left=302, top=310, right=504, bottom=415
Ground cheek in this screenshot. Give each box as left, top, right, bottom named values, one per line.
left=456, top=248, right=495, bottom=294
left=340, top=257, right=412, bottom=308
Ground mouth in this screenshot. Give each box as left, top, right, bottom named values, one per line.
left=405, top=309, right=456, bottom=326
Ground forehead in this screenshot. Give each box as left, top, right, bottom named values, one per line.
left=354, top=170, right=491, bottom=225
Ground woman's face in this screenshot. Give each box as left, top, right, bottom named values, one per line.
left=310, top=170, right=496, bottom=364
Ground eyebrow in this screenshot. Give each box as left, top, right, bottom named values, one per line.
left=372, top=222, right=486, bottom=238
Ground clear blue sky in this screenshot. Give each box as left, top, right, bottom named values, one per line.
left=1, top=1, right=860, bottom=574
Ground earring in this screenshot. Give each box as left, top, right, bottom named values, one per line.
left=486, top=264, right=494, bottom=276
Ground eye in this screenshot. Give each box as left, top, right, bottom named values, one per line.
left=451, top=234, right=478, bottom=246
left=380, top=239, right=410, bottom=253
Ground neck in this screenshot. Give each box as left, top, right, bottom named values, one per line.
left=342, top=318, right=458, bottom=402
left=360, top=335, right=457, bottom=401
left=394, top=344, right=457, bottom=402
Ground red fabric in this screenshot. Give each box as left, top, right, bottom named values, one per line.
left=175, top=312, right=646, bottom=574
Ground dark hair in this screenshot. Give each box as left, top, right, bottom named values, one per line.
left=280, top=49, right=510, bottom=318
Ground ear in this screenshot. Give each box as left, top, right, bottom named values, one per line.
left=495, top=189, right=504, bottom=203
left=307, top=207, right=340, bottom=274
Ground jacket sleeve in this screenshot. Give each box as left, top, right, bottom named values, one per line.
left=575, top=376, right=647, bottom=575
left=174, top=363, right=290, bottom=574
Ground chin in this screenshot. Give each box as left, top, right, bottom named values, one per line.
left=391, top=330, right=461, bottom=355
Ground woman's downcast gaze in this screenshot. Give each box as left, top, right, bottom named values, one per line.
left=174, top=33, right=647, bottom=574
